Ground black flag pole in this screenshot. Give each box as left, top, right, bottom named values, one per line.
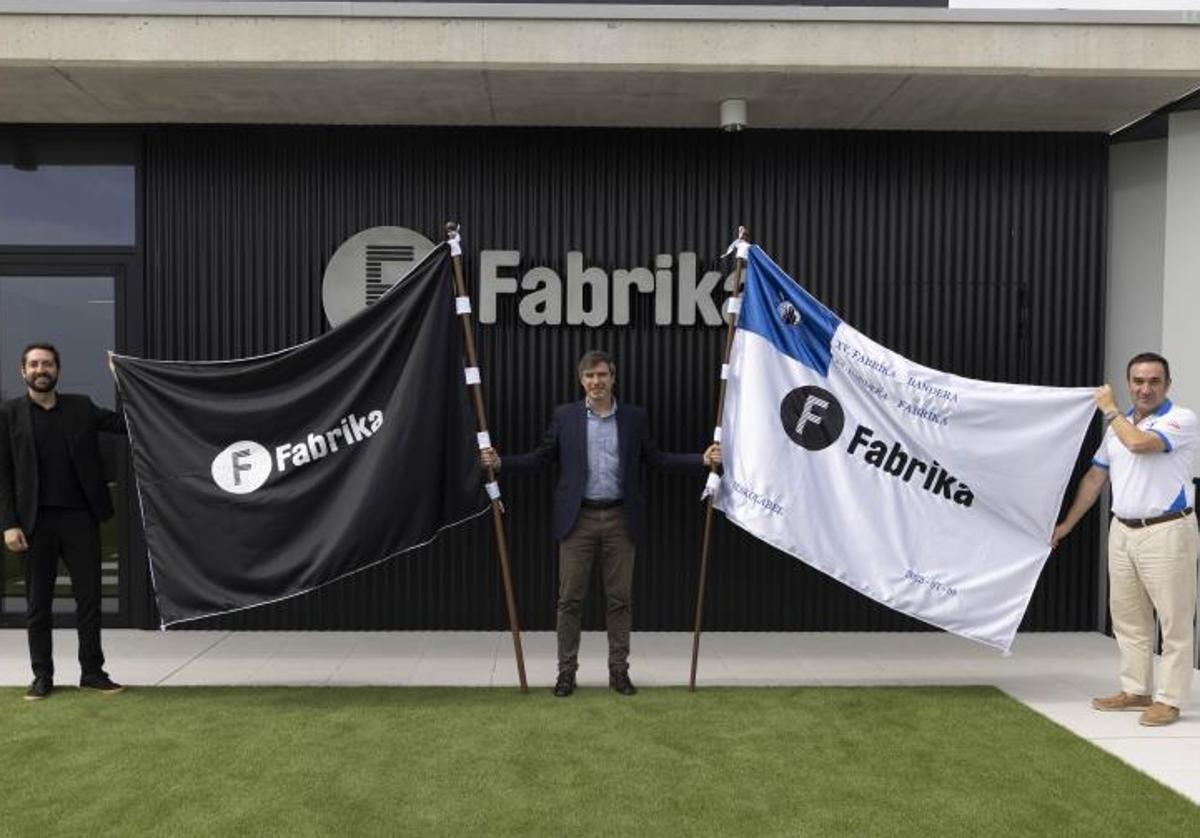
left=689, top=226, right=750, bottom=692
left=445, top=221, right=529, bottom=694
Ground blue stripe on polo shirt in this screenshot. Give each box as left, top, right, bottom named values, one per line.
left=1091, top=458, right=1109, bottom=470
left=1151, top=429, right=1173, bottom=452
left=1167, top=486, right=1188, bottom=513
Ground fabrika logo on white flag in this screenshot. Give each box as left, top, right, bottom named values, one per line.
left=714, top=247, right=1096, bottom=651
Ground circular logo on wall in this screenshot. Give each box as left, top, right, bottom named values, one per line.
left=321, top=226, right=436, bottom=327
left=211, top=440, right=273, bottom=495
left=779, top=386, right=844, bottom=451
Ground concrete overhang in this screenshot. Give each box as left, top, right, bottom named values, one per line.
left=1, top=5, right=1199, bottom=132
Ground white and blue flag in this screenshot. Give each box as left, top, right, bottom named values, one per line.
left=714, top=246, right=1096, bottom=650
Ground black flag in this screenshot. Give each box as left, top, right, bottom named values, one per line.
left=114, top=244, right=488, bottom=626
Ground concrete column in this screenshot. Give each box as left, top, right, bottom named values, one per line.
left=1106, top=139, right=1166, bottom=396
left=1104, top=120, right=1200, bottom=645
left=1105, top=137, right=1168, bottom=634
left=1159, top=111, right=1200, bottom=665
left=1107, top=116, right=1200, bottom=467
left=1162, top=111, right=1200, bottom=456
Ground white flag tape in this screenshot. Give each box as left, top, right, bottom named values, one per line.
left=476, top=431, right=492, bottom=450
left=485, top=481, right=501, bottom=500
left=721, top=226, right=749, bottom=258
left=455, top=296, right=471, bottom=315
left=712, top=426, right=722, bottom=442
left=464, top=366, right=481, bottom=385
left=700, top=471, right=721, bottom=501
left=720, top=364, right=729, bottom=380
left=726, top=297, right=742, bottom=315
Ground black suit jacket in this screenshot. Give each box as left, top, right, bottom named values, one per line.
left=0, top=393, right=126, bottom=533
left=503, top=400, right=702, bottom=542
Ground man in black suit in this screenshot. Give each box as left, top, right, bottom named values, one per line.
left=482, top=349, right=719, bottom=697
left=0, top=344, right=127, bottom=701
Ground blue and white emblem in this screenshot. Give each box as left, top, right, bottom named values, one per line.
left=777, top=296, right=801, bottom=326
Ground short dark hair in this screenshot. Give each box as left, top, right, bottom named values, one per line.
left=1126, top=352, right=1170, bottom=382
left=21, top=343, right=59, bottom=368
left=577, top=349, right=615, bottom=377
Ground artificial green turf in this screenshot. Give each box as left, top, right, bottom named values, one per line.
left=2, top=686, right=1195, bottom=837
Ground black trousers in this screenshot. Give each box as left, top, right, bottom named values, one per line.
left=25, top=508, right=105, bottom=679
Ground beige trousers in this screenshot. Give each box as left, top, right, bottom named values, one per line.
left=1108, top=515, right=1199, bottom=708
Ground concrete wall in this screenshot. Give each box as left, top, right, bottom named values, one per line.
left=1, top=12, right=1199, bottom=129
left=1107, top=113, right=1200, bottom=478
left=1106, top=139, right=1166, bottom=399
left=1102, top=128, right=1200, bottom=637
left=1162, top=111, right=1200, bottom=455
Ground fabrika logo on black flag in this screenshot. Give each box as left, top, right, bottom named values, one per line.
left=113, top=244, right=488, bottom=626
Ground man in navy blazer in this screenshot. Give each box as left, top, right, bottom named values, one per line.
left=483, top=349, right=719, bottom=696
left=0, top=344, right=127, bottom=701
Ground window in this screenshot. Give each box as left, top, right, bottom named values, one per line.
left=1, top=274, right=122, bottom=617
left=0, top=133, right=136, bottom=247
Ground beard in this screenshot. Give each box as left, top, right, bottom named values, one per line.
left=24, top=371, right=57, bottom=393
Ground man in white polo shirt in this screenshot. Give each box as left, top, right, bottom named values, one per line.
left=1052, top=352, right=1198, bottom=726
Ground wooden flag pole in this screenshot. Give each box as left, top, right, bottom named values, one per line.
left=446, top=222, right=528, bottom=693
left=689, top=230, right=749, bottom=692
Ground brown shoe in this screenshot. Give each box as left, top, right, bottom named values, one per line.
left=1139, top=702, right=1180, bottom=727
left=1091, top=691, right=1152, bottom=712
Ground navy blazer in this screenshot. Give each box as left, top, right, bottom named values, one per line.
left=503, top=400, right=702, bottom=542
left=0, top=394, right=126, bottom=534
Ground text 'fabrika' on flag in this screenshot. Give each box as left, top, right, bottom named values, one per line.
left=113, top=243, right=489, bottom=627
left=714, top=246, right=1096, bottom=651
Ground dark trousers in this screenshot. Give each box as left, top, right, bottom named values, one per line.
left=25, top=508, right=105, bottom=680
left=557, top=507, right=635, bottom=674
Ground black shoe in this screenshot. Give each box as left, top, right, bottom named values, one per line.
left=609, top=669, right=637, bottom=696
left=23, top=676, right=52, bottom=701
left=79, top=672, right=125, bottom=694
left=553, top=671, right=576, bottom=697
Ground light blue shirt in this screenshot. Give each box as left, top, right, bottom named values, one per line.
left=585, top=399, right=622, bottom=501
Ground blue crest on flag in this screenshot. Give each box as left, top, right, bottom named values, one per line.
left=739, top=246, right=841, bottom=376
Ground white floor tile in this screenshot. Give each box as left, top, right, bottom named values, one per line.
left=1150, top=770, right=1200, bottom=805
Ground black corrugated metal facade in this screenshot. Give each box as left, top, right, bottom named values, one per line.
left=136, top=126, right=1107, bottom=632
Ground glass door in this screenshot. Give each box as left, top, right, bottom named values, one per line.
left=0, top=272, right=123, bottom=625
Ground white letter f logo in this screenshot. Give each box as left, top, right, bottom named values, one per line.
left=795, top=395, right=830, bottom=437
left=231, top=448, right=254, bottom=486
